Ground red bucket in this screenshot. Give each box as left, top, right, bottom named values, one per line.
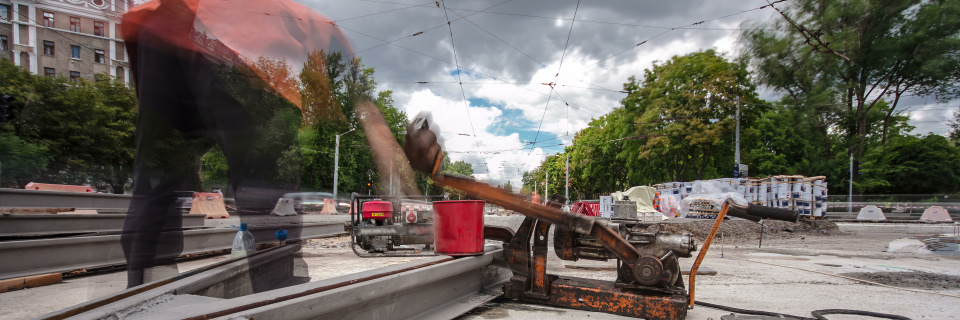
left=432, top=200, right=485, bottom=256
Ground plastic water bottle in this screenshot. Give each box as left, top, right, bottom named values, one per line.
left=231, top=223, right=256, bottom=258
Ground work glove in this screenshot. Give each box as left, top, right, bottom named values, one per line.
left=403, top=115, right=443, bottom=177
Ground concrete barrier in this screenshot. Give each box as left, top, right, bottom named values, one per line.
left=270, top=198, right=297, bottom=216
left=189, top=192, right=230, bottom=219
left=320, top=199, right=338, bottom=215
left=24, top=183, right=93, bottom=193
left=920, top=206, right=953, bottom=222
left=857, top=205, right=886, bottom=220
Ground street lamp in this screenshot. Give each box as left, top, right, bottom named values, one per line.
left=333, top=127, right=355, bottom=200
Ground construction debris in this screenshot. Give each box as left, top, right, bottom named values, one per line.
left=655, top=175, right=829, bottom=219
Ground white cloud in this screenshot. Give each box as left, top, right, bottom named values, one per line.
left=906, top=104, right=957, bottom=136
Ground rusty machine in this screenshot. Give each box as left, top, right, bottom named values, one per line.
left=349, top=194, right=443, bottom=256
left=402, top=116, right=802, bottom=320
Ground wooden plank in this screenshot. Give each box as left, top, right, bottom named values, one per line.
left=0, top=273, right=62, bottom=293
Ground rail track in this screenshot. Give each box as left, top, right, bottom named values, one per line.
left=37, top=245, right=509, bottom=320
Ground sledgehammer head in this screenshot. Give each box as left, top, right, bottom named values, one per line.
left=403, top=113, right=443, bottom=178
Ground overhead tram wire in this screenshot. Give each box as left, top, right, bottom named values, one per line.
left=443, top=7, right=547, bottom=68
left=446, top=142, right=569, bottom=154
left=558, top=75, right=624, bottom=93
left=553, top=89, right=603, bottom=116
left=440, top=7, right=783, bottom=31
left=352, top=0, right=516, bottom=56
left=530, top=0, right=581, bottom=154
left=378, top=80, right=625, bottom=94
left=314, top=2, right=614, bottom=120
left=337, top=3, right=620, bottom=119
left=335, top=0, right=438, bottom=23
left=584, top=0, right=789, bottom=70
left=439, top=0, right=489, bottom=170
left=332, top=22, right=605, bottom=121
left=197, top=0, right=610, bottom=127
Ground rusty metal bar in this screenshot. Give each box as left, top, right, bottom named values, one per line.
left=530, top=220, right=552, bottom=297
left=688, top=202, right=730, bottom=308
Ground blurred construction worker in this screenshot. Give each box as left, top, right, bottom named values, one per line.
left=120, top=0, right=352, bottom=287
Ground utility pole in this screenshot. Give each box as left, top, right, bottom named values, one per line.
left=565, top=154, right=569, bottom=205
left=735, top=97, right=741, bottom=165
left=545, top=170, right=549, bottom=204
left=849, top=153, right=853, bottom=214
left=333, top=128, right=355, bottom=200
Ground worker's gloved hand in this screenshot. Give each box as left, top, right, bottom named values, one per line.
left=403, top=115, right=443, bottom=177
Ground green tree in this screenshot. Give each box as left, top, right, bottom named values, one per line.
left=566, top=109, right=628, bottom=196
left=296, top=52, right=408, bottom=198
left=1, top=61, right=138, bottom=192
left=618, top=50, right=764, bottom=183
left=522, top=153, right=569, bottom=199
left=0, top=132, right=49, bottom=188
left=444, top=159, right=475, bottom=176
left=502, top=180, right=514, bottom=192
left=863, top=134, right=960, bottom=194
left=743, top=0, right=960, bottom=182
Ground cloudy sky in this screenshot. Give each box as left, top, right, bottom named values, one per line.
left=281, top=0, right=957, bottom=189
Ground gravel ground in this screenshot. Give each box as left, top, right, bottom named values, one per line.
left=838, top=271, right=960, bottom=289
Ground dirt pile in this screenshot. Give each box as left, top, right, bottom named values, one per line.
left=646, top=219, right=840, bottom=241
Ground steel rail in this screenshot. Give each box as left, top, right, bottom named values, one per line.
left=0, top=188, right=133, bottom=209
left=36, top=245, right=298, bottom=320
left=0, top=222, right=345, bottom=280
left=0, top=214, right=206, bottom=237
left=42, top=246, right=509, bottom=320
left=221, top=247, right=510, bottom=320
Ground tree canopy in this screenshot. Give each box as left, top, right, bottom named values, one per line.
left=742, top=0, right=960, bottom=190
left=0, top=60, right=137, bottom=192
left=524, top=47, right=959, bottom=199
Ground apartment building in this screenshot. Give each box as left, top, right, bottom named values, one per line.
left=0, top=0, right=131, bottom=84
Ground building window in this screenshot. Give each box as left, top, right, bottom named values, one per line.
left=71, top=45, right=81, bottom=59
left=94, top=21, right=104, bottom=37
left=43, top=40, right=55, bottom=56
left=94, top=49, right=105, bottom=63
left=44, top=67, right=55, bottom=77
left=116, top=66, right=124, bottom=82
left=1, top=5, right=9, bottom=21
left=43, top=12, right=54, bottom=28
left=70, top=71, right=81, bottom=82
left=70, top=17, right=80, bottom=32
left=0, top=36, right=8, bottom=52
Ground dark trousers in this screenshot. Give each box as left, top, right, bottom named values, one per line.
left=121, top=30, right=300, bottom=287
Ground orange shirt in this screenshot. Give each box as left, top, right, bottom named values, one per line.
left=122, top=0, right=353, bottom=108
